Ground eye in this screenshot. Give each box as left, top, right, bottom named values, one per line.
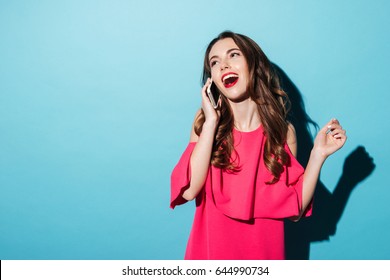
left=230, top=52, right=241, bottom=58
left=210, top=60, right=219, bottom=67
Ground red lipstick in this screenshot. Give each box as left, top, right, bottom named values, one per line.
left=221, top=72, right=239, bottom=88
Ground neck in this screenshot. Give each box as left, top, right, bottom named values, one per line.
left=228, top=98, right=261, bottom=132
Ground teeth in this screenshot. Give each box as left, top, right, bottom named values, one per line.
left=222, top=74, right=238, bottom=82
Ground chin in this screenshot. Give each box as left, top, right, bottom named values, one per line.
left=225, top=92, right=250, bottom=103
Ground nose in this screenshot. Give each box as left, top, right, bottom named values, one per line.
left=219, top=60, right=230, bottom=70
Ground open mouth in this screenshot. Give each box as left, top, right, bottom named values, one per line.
left=222, top=73, right=239, bottom=88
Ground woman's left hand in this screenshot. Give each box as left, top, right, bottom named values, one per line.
left=313, top=118, right=347, bottom=158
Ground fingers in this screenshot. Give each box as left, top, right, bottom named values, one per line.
left=328, top=128, right=347, bottom=139
left=202, top=78, right=212, bottom=94
left=323, top=118, right=341, bottom=134
left=202, top=78, right=221, bottom=111
left=323, top=118, right=347, bottom=141
left=201, top=78, right=212, bottom=102
left=200, top=78, right=221, bottom=123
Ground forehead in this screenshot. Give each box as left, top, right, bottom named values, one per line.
left=209, top=38, right=239, bottom=59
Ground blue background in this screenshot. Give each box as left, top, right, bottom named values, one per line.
left=1, top=0, right=388, bottom=259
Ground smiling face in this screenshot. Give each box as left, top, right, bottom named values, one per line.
left=208, top=38, right=250, bottom=103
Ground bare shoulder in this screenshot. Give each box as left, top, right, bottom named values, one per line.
left=286, top=123, right=297, bottom=157
left=189, top=109, right=202, bottom=142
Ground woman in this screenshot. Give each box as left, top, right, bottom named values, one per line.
left=170, top=31, right=346, bottom=260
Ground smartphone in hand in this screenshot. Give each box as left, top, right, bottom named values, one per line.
left=206, top=80, right=220, bottom=109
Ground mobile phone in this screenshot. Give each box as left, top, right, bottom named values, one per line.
left=206, top=80, right=220, bottom=109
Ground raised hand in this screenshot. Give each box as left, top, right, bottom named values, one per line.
left=201, top=78, right=221, bottom=125
left=313, top=118, right=347, bottom=158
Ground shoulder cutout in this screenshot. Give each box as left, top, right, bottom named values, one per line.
left=189, top=109, right=202, bottom=142
left=287, top=123, right=297, bottom=157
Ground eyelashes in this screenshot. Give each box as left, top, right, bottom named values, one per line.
left=209, top=52, right=242, bottom=68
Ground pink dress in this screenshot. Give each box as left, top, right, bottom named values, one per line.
left=170, top=125, right=312, bottom=260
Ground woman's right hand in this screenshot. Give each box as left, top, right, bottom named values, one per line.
left=201, top=78, right=221, bottom=126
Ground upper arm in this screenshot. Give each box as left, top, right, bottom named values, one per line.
left=287, top=123, right=297, bottom=157
left=189, top=109, right=202, bottom=142
left=286, top=124, right=299, bottom=221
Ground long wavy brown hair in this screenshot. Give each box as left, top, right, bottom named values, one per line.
left=194, top=31, right=291, bottom=184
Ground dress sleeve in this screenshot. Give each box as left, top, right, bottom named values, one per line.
left=285, top=144, right=313, bottom=218
left=170, top=142, right=196, bottom=209
left=255, top=144, right=312, bottom=219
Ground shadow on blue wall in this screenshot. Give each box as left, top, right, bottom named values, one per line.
left=273, top=65, right=376, bottom=259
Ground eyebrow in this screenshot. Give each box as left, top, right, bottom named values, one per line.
left=209, top=48, right=241, bottom=63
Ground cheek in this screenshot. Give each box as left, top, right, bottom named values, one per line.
left=239, top=68, right=250, bottom=86
left=210, top=71, right=220, bottom=83
left=237, top=59, right=249, bottom=74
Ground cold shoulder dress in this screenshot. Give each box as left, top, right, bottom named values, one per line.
left=170, top=125, right=312, bottom=260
